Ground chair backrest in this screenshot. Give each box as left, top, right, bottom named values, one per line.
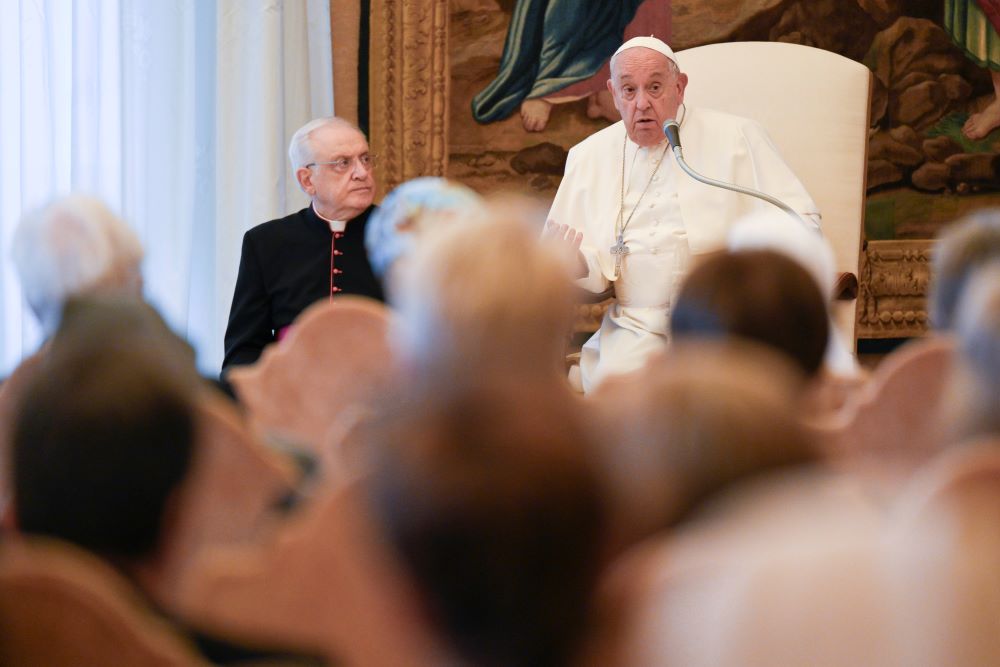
left=178, top=482, right=450, bottom=666
left=893, top=437, right=1000, bottom=523
left=676, top=41, right=872, bottom=349
left=813, top=336, right=955, bottom=480
left=155, top=390, right=298, bottom=612
left=886, top=439, right=1000, bottom=666
left=229, top=296, right=394, bottom=458
left=0, top=537, right=207, bottom=666
left=0, top=350, right=45, bottom=516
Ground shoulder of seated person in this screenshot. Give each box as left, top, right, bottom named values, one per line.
left=247, top=209, right=313, bottom=238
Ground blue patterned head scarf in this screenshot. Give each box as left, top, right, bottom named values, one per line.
left=365, top=177, right=482, bottom=278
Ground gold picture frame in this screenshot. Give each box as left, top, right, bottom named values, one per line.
left=368, top=0, right=451, bottom=197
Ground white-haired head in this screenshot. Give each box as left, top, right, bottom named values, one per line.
left=11, top=195, right=144, bottom=336
left=727, top=210, right=835, bottom=298
left=287, top=116, right=362, bottom=171
left=365, top=177, right=483, bottom=279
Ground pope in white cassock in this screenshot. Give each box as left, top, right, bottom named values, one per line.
left=547, top=36, right=821, bottom=392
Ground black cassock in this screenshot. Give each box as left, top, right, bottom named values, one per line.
left=222, top=204, right=383, bottom=373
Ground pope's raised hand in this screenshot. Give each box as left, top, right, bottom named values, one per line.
left=543, top=219, right=587, bottom=277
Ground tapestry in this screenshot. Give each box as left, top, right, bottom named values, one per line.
left=439, top=0, right=1000, bottom=338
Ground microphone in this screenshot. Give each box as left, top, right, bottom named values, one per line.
left=661, top=118, right=806, bottom=225
left=662, top=119, right=681, bottom=152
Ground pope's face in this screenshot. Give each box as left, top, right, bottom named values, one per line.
left=296, top=123, right=376, bottom=220
left=608, top=48, right=687, bottom=148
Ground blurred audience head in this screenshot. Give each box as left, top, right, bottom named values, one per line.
left=949, top=262, right=1000, bottom=441
left=390, top=196, right=577, bottom=387
left=369, top=378, right=604, bottom=667
left=930, top=208, right=1000, bottom=331
left=11, top=195, right=144, bottom=337
left=590, top=340, right=815, bottom=543
left=11, top=295, right=200, bottom=563
left=365, top=177, right=482, bottom=279
left=671, top=249, right=829, bottom=378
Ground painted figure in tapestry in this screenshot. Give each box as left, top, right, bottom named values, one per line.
left=472, top=0, right=671, bottom=132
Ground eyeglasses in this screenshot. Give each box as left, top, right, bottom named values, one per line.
left=306, top=154, right=377, bottom=173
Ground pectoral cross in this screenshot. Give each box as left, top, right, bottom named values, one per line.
left=611, top=234, right=630, bottom=278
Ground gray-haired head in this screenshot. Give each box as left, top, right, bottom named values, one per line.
left=287, top=116, right=363, bottom=171
left=365, top=177, right=482, bottom=279
left=930, top=209, right=1000, bottom=331
left=951, top=261, right=1000, bottom=439
left=11, top=195, right=144, bottom=337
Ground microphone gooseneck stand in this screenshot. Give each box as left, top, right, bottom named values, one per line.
left=661, top=119, right=806, bottom=225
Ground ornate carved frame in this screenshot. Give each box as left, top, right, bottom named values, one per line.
left=857, top=240, right=932, bottom=339
left=368, top=0, right=451, bottom=196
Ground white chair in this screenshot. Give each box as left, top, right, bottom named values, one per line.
left=676, top=41, right=872, bottom=350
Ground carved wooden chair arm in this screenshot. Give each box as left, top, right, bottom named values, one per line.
left=834, top=272, right=858, bottom=301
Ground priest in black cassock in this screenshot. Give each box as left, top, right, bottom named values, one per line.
left=222, top=117, right=384, bottom=376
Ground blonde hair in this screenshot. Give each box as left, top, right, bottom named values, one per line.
left=391, top=196, right=577, bottom=385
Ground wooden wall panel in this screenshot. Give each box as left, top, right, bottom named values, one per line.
left=330, top=0, right=360, bottom=125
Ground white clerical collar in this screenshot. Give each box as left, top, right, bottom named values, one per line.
left=636, top=138, right=669, bottom=156
left=628, top=138, right=670, bottom=168
left=312, top=204, right=347, bottom=232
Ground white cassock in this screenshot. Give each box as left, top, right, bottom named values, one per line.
left=549, top=106, right=821, bottom=392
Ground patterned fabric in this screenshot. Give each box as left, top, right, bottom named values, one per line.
left=945, top=0, right=1000, bottom=70
left=978, top=0, right=1000, bottom=33
left=471, top=0, right=645, bottom=123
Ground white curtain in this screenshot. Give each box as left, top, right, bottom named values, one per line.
left=0, top=0, right=334, bottom=376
